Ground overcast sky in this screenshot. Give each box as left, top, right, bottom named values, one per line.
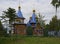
left=0, top=0, right=60, bottom=24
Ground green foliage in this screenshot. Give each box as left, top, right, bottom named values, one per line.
left=44, top=15, right=60, bottom=36
left=0, top=21, right=6, bottom=37
left=26, top=26, right=33, bottom=36
left=51, top=0, right=60, bottom=7
left=2, top=8, right=16, bottom=36
left=3, top=7, right=16, bottom=24
left=38, top=13, right=45, bottom=28
left=51, top=0, right=60, bottom=14
left=45, top=24, right=50, bottom=30
left=49, top=15, right=58, bottom=31
left=57, top=19, right=60, bottom=30
left=45, top=15, right=60, bottom=31
left=0, top=21, right=4, bottom=37
left=0, top=21, right=3, bottom=30
left=44, top=24, right=49, bottom=36
left=4, top=28, right=11, bottom=37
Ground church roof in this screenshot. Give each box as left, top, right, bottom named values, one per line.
left=30, top=10, right=36, bottom=24
left=27, top=20, right=36, bottom=27
left=27, top=20, right=31, bottom=26
left=17, top=6, right=25, bottom=19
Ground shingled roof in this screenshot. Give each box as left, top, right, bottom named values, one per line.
left=30, top=10, right=36, bottom=24
left=17, top=6, right=25, bottom=19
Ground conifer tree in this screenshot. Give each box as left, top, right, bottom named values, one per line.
left=0, top=21, right=5, bottom=37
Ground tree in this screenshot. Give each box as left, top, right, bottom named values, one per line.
left=26, top=26, right=33, bottom=36
left=49, top=15, right=58, bottom=31
left=44, top=24, right=50, bottom=36
left=3, top=7, right=16, bottom=24
left=51, top=0, right=60, bottom=15
left=51, top=0, right=60, bottom=6
left=2, top=7, right=16, bottom=35
left=0, top=21, right=6, bottom=37
left=38, top=13, right=45, bottom=29
left=57, top=19, right=60, bottom=30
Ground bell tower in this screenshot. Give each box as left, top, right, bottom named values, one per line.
left=13, top=0, right=26, bottom=35
left=15, top=6, right=25, bottom=24
left=30, top=10, right=36, bottom=28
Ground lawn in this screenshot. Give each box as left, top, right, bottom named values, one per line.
left=0, top=36, right=60, bottom=44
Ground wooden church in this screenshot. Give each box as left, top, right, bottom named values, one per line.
left=12, top=6, right=44, bottom=36
left=13, top=6, right=26, bottom=35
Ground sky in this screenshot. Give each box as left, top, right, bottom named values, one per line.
left=0, top=0, right=60, bottom=24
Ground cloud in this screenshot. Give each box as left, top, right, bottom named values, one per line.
left=0, top=0, right=60, bottom=24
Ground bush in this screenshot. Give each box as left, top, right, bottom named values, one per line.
left=26, top=26, right=33, bottom=36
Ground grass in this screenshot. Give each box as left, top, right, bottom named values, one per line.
left=0, top=36, right=60, bottom=44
